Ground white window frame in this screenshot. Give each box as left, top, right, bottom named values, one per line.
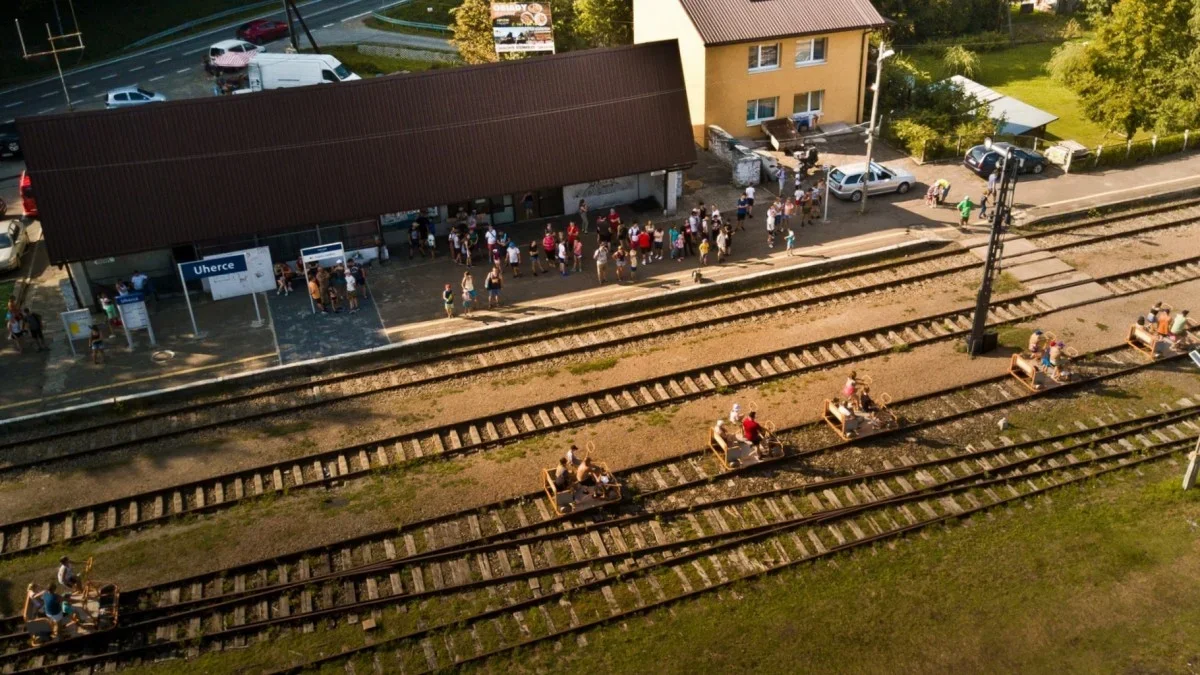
left=793, top=89, right=824, bottom=114
left=746, top=96, right=779, bottom=126
left=748, top=43, right=781, bottom=73
left=794, top=37, right=828, bottom=67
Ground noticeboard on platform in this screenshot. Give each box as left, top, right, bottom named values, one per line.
left=491, top=2, right=555, bottom=54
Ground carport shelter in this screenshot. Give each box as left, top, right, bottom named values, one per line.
left=948, top=75, right=1059, bottom=137
left=17, top=40, right=696, bottom=305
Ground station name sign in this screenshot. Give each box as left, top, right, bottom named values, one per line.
left=179, top=255, right=248, bottom=281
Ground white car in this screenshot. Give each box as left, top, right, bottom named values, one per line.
left=206, top=39, right=263, bottom=73
left=0, top=220, right=29, bottom=273
left=827, top=162, right=917, bottom=202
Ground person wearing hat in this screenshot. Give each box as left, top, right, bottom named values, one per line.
left=956, top=195, right=974, bottom=228
left=1027, top=329, right=1044, bottom=358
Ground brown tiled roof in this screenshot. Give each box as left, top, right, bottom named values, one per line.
left=18, top=41, right=696, bottom=264
left=678, top=0, right=886, bottom=46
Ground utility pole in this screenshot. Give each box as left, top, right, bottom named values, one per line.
left=282, top=0, right=297, bottom=51
left=16, top=1, right=84, bottom=113
left=965, top=139, right=1021, bottom=355
left=859, top=44, right=894, bottom=215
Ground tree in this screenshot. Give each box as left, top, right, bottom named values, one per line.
left=1063, top=0, right=1200, bottom=139
left=942, top=45, right=980, bottom=77
left=450, top=0, right=497, bottom=65
left=574, top=0, right=632, bottom=47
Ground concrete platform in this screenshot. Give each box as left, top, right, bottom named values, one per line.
left=1037, top=282, right=1114, bottom=309
left=1025, top=271, right=1096, bottom=291
left=1007, top=258, right=1075, bottom=283
left=966, top=236, right=1041, bottom=261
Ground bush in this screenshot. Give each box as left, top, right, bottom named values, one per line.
left=890, top=119, right=942, bottom=160
left=942, top=45, right=980, bottom=78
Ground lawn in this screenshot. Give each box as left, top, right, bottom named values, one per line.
left=478, top=459, right=1200, bottom=674
left=0, top=0, right=261, bottom=85
left=906, top=41, right=1147, bottom=148
left=317, top=45, right=456, bottom=77
left=365, top=0, right=458, bottom=38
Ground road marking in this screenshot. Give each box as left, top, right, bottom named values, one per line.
left=176, top=67, right=191, bottom=74
left=128, top=65, right=144, bottom=72
left=94, top=93, right=107, bottom=98
left=341, top=10, right=371, bottom=21
left=322, top=22, right=334, bottom=28
left=155, top=57, right=172, bottom=64
left=40, top=90, right=58, bottom=98
left=149, top=75, right=165, bottom=82
left=100, top=73, right=117, bottom=80
left=2, top=119, right=13, bottom=125
left=69, top=81, right=89, bottom=89
left=36, top=108, right=56, bottom=115
left=2, top=101, right=21, bottom=108
left=184, top=46, right=208, bottom=56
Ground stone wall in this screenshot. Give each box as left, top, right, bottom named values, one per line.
left=707, top=125, right=762, bottom=188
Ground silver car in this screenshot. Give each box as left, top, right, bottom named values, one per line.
left=827, top=161, right=917, bottom=202
left=0, top=220, right=28, bottom=273
left=105, top=86, right=167, bottom=109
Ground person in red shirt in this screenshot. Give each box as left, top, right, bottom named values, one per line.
left=742, top=411, right=763, bottom=445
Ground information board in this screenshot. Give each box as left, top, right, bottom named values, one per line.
left=204, top=246, right=274, bottom=301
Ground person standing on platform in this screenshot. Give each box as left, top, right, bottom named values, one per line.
left=442, top=284, right=455, bottom=318
left=593, top=242, right=609, bottom=285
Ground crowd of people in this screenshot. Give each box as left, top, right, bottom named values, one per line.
left=6, top=295, right=46, bottom=355
left=23, top=557, right=87, bottom=640
left=272, top=256, right=369, bottom=315
left=1134, top=302, right=1191, bottom=350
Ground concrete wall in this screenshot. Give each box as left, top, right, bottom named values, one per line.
left=705, top=29, right=869, bottom=142
left=632, top=1, right=708, bottom=145
left=708, top=126, right=762, bottom=187
left=563, top=174, right=642, bottom=214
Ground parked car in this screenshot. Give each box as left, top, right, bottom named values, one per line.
left=827, top=162, right=916, bottom=202
left=18, top=171, right=35, bottom=219
left=206, top=39, right=263, bottom=74
left=964, top=142, right=1048, bottom=177
left=0, top=219, right=28, bottom=273
left=0, top=122, right=20, bottom=160
left=105, top=86, right=167, bottom=109
left=236, top=19, right=290, bottom=45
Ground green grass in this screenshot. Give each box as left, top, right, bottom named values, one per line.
left=567, top=356, right=620, bottom=376
left=365, top=0, right=458, bottom=37
left=317, top=45, right=454, bottom=77
left=906, top=41, right=1149, bottom=148
left=0, top=280, right=14, bottom=315
left=471, top=461, right=1200, bottom=674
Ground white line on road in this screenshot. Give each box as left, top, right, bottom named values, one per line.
left=36, top=108, right=55, bottom=115
left=176, top=67, right=191, bottom=74
left=149, top=75, right=165, bottom=82
left=40, top=91, right=57, bottom=98
left=2, top=119, right=13, bottom=125
left=183, top=46, right=208, bottom=56
left=2, top=101, right=21, bottom=108
left=155, top=57, right=172, bottom=64
left=128, top=65, right=145, bottom=72
left=322, top=22, right=334, bottom=28
left=1036, top=175, right=1200, bottom=209
left=94, top=93, right=107, bottom=98
left=100, top=73, right=117, bottom=80
left=69, top=82, right=90, bottom=89
left=341, top=10, right=370, bottom=21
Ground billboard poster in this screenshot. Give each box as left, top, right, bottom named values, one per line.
left=491, top=2, right=555, bottom=54
left=202, top=247, right=275, bottom=301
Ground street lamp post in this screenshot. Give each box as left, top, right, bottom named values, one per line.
left=965, top=138, right=1022, bottom=355
left=859, top=44, right=895, bottom=215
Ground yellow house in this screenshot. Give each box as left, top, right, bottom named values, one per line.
left=633, top=0, right=887, bottom=146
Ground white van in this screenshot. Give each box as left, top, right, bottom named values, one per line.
left=244, top=53, right=361, bottom=92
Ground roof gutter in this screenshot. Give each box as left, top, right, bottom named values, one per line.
left=703, top=22, right=888, bottom=48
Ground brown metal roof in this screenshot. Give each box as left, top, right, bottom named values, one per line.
left=678, top=0, right=886, bottom=46
left=18, top=41, right=696, bottom=264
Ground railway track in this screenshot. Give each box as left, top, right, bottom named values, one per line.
left=3, top=247, right=1198, bottom=561
left=6, top=371, right=1195, bottom=672
left=3, top=196, right=1198, bottom=470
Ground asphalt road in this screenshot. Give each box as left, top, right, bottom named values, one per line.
left=0, top=0, right=451, bottom=122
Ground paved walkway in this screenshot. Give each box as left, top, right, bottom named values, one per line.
left=4, top=147, right=1200, bottom=420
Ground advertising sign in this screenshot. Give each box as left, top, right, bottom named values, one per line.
left=204, top=246, right=274, bottom=301
left=301, top=242, right=345, bottom=266
left=60, top=308, right=93, bottom=357
left=180, top=254, right=248, bottom=281
left=490, top=2, right=555, bottom=54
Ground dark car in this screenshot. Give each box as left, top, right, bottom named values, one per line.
left=236, top=19, right=290, bottom=45
left=964, top=142, right=1048, bottom=178
left=0, top=122, right=20, bottom=160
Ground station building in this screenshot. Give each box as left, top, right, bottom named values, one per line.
left=17, top=40, right=696, bottom=307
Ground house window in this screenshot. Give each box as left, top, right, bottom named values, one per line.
left=793, top=89, right=824, bottom=114
left=795, top=37, right=828, bottom=66
left=746, top=96, right=778, bottom=125
left=748, top=44, right=780, bottom=72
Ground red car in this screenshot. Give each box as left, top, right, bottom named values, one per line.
left=236, top=19, right=290, bottom=45
left=19, top=171, right=36, bottom=219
